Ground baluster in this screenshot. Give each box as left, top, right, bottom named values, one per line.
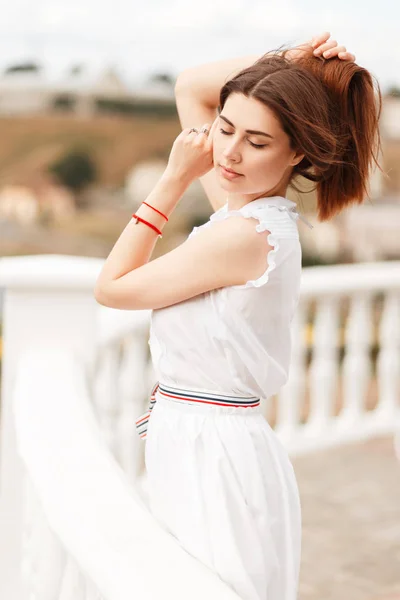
left=21, top=475, right=35, bottom=598
left=375, top=291, right=400, bottom=425
left=275, top=300, right=308, bottom=448
left=340, top=293, right=373, bottom=427
left=307, top=296, right=340, bottom=440
left=117, top=326, right=150, bottom=482
left=92, top=343, right=121, bottom=457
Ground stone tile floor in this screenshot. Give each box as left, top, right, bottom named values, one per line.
left=292, top=435, right=400, bottom=600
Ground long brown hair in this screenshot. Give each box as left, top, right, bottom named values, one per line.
left=219, top=47, right=383, bottom=221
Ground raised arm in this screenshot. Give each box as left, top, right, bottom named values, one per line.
left=174, top=54, right=261, bottom=212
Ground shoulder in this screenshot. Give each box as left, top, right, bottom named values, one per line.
left=185, top=212, right=276, bottom=291
left=190, top=211, right=274, bottom=262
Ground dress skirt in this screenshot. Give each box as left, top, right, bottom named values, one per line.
left=143, top=382, right=302, bottom=600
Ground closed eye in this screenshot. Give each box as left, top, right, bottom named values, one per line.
left=219, top=128, right=267, bottom=149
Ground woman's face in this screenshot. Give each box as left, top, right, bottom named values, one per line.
left=213, top=93, right=304, bottom=201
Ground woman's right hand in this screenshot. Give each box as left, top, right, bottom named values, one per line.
left=287, top=32, right=356, bottom=63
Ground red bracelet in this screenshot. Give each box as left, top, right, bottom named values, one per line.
left=132, top=214, right=163, bottom=238
left=142, top=201, right=169, bottom=221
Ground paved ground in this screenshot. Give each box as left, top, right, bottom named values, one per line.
left=293, top=435, right=400, bottom=600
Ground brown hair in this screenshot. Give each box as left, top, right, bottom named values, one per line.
left=218, top=46, right=383, bottom=221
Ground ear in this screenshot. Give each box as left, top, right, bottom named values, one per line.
left=289, top=150, right=305, bottom=167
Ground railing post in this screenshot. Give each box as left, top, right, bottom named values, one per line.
left=0, top=255, right=102, bottom=600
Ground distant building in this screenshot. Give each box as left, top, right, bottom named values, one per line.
left=131, top=75, right=175, bottom=102
left=380, top=95, right=400, bottom=139
left=125, top=159, right=212, bottom=221
left=340, top=199, right=400, bottom=262
left=125, top=159, right=168, bottom=206
left=0, top=185, right=38, bottom=225
left=0, top=70, right=49, bottom=115
left=0, top=181, right=76, bottom=225
left=0, top=66, right=175, bottom=116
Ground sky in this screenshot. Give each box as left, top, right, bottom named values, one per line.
left=0, top=0, right=398, bottom=92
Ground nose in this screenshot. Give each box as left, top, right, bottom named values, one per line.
left=222, top=136, right=241, bottom=163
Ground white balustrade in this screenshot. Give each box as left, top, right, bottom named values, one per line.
left=376, top=290, right=400, bottom=422
left=93, top=304, right=157, bottom=482
left=341, top=293, right=373, bottom=425
left=308, top=295, right=341, bottom=431
left=276, top=260, right=400, bottom=454
left=0, top=254, right=242, bottom=600
left=275, top=300, right=308, bottom=440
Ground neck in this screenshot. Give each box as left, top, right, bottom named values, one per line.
left=227, top=191, right=288, bottom=212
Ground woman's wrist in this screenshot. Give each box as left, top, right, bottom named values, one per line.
left=175, top=54, right=261, bottom=109
left=134, top=171, right=189, bottom=228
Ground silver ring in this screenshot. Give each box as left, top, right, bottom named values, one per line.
left=188, top=128, right=198, bottom=134
left=200, top=127, right=209, bottom=135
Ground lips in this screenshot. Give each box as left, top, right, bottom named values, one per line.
left=220, top=165, right=242, bottom=176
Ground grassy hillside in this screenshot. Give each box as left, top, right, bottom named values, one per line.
left=0, top=113, right=182, bottom=188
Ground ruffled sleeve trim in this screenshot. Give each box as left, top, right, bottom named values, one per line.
left=212, top=202, right=301, bottom=290
left=220, top=210, right=280, bottom=289
left=189, top=200, right=302, bottom=290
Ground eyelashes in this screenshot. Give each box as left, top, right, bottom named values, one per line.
left=219, top=128, right=267, bottom=149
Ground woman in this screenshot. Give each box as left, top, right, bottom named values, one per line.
left=95, top=32, right=381, bottom=600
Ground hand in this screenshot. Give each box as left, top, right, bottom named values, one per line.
left=164, top=117, right=220, bottom=185
left=311, top=32, right=355, bottom=61
left=286, top=32, right=356, bottom=63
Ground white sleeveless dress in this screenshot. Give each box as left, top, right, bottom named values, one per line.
left=143, top=195, right=307, bottom=600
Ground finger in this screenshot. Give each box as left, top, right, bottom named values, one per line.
left=311, top=31, right=331, bottom=48
left=194, top=123, right=212, bottom=148
left=176, top=128, right=194, bottom=142
left=338, top=51, right=356, bottom=62
left=323, top=44, right=346, bottom=58
left=313, top=40, right=337, bottom=56
left=311, top=32, right=330, bottom=48
left=197, top=123, right=210, bottom=137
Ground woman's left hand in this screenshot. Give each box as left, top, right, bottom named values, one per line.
left=164, top=117, right=219, bottom=185
left=311, top=32, right=356, bottom=61
left=287, top=32, right=356, bottom=63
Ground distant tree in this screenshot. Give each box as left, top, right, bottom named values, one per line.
left=52, top=94, right=76, bottom=112
left=69, top=64, right=85, bottom=77
left=48, top=148, right=98, bottom=193
left=387, top=86, right=400, bottom=98
left=148, top=72, right=175, bottom=87
left=4, top=62, right=42, bottom=74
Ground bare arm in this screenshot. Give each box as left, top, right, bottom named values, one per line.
left=174, top=55, right=261, bottom=213
left=175, top=33, right=354, bottom=117
left=175, top=54, right=261, bottom=111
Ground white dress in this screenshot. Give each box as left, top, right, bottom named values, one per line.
left=141, top=195, right=308, bottom=600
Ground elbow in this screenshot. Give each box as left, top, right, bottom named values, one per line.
left=94, top=282, right=112, bottom=307
left=93, top=282, right=138, bottom=310
left=174, top=71, right=192, bottom=95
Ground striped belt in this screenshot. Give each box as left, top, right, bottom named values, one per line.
left=135, top=381, right=261, bottom=440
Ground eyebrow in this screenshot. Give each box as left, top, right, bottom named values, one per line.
left=219, top=115, right=274, bottom=139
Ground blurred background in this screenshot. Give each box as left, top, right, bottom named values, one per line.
left=0, top=0, right=398, bottom=270
left=0, top=2, right=399, bottom=600
left=0, top=0, right=399, bottom=366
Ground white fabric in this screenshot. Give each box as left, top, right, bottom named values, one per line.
left=146, top=195, right=304, bottom=600
left=149, top=195, right=303, bottom=401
